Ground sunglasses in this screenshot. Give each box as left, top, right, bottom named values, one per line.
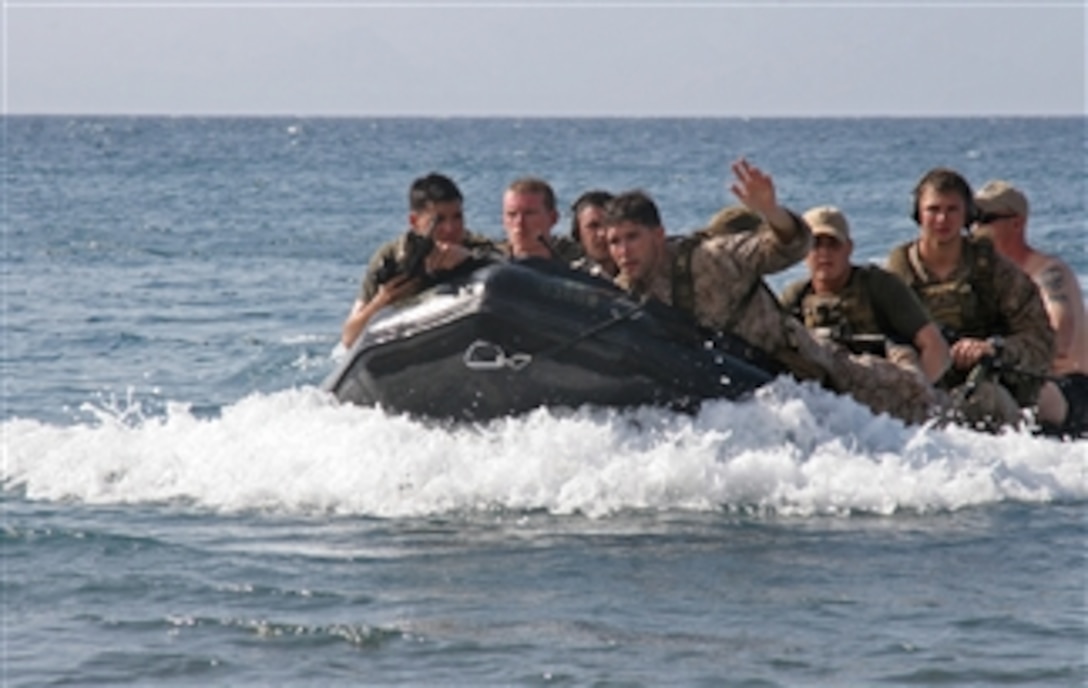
left=976, top=212, right=1018, bottom=225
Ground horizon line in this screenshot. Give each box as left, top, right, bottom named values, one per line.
left=3, top=111, right=1085, bottom=119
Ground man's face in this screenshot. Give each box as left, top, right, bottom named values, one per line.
left=805, top=234, right=852, bottom=288
left=503, top=190, right=558, bottom=256
left=576, top=205, right=611, bottom=262
left=607, top=220, right=665, bottom=283
left=410, top=200, right=465, bottom=244
left=916, top=187, right=967, bottom=246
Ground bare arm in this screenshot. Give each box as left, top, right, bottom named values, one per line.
left=340, top=275, right=420, bottom=349
left=1035, top=262, right=1076, bottom=359
left=912, top=322, right=951, bottom=384
left=341, top=241, right=474, bottom=349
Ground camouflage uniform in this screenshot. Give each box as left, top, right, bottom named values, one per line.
left=359, top=230, right=497, bottom=303
left=495, top=234, right=585, bottom=263
left=781, top=264, right=937, bottom=374
left=887, top=237, right=1055, bottom=429
left=616, top=206, right=941, bottom=424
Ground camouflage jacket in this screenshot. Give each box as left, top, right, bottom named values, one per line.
left=886, top=237, right=1055, bottom=403
left=615, top=209, right=811, bottom=353
left=358, top=230, right=497, bottom=303
left=495, top=234, right=585, bottom=263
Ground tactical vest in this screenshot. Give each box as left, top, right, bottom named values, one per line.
left=787, top=267, right=884, bottom=341
left=887, top=236, right=1043, bottom=405
left=886, top=236, right=1002, bottom=339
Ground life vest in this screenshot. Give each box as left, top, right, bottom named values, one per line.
left=886, top=235, right=1003, bottom=339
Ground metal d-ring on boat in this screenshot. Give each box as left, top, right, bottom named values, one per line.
left=463, top=340, right=532, bottom=372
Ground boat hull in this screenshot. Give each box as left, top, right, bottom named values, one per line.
left=324, top=260, right=776, bottom=422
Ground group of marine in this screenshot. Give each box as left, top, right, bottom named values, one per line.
left=340, top=160, right=1087, bottom=439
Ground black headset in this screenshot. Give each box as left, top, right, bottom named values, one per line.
left=910, top=168, right=978, bottom=228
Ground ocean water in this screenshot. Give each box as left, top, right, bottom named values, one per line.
left=3, top=116, right=1086, bottom=686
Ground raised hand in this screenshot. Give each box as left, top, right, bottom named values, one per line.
left=730, top=158, right=778, bottom=217
left=950, top=337, right=996, bottom=370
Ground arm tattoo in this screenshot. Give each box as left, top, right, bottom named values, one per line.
left=1038, top=265, right=1068, bottom=305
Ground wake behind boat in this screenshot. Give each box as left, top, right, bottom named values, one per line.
left=323, top=258, right=777, bottom=422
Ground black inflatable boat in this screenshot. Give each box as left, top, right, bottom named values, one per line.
left=323, top=258, right=778, bottom=422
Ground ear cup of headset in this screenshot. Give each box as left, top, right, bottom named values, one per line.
left=910, top=176, right=925, bottom=225
left=963, top=196, right=978, bottom=228
left=910, top=170, right=977, bottom=228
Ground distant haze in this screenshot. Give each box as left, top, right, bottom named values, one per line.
left=3, top=1, right=1085, bottom=117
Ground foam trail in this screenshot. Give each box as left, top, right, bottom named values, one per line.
left=3, top=380, right=1085, bottom=518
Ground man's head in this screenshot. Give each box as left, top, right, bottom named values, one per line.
left=802, top=205, right=853, bottom=291
left=408, top=172, right=465, bottom=244
left=570, top=190, right=614, bottom=263
left=503, top=177, right=559, bottom=258
left=911, top=167, right=976, bottom=246
left=973, top=180, right=1029, bottom=243
left=604, top=190, right=667, bottom=285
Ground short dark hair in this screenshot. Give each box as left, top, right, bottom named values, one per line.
left=569, top=189, right=614, bottom=241
left=409, top=173, right=463, bottom=212
left=604, top=190, right=662, bottom=229
left=912, top=167, right=976, bottom=226
left=507, top=177, right=557, bottom=212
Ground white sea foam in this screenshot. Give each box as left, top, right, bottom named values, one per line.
left=3, top=379, right=1085, bottom=519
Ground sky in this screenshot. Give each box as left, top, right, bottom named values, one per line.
left=2, top=1, right=1085, bottom=117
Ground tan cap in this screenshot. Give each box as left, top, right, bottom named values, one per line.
left=802, top=205, right=851, bottom=243
left=975, top=180, right=1029, bottom=217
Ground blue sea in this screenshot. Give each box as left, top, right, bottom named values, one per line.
left=3, top=116, right=1086, bottom=686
